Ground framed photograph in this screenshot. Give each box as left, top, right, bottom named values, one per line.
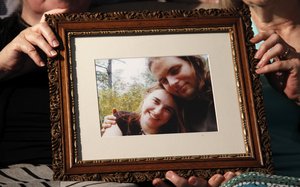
left=46, top=5, right=273, bottom=182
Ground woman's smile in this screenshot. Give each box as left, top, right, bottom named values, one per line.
left=140, top=89, right=177, bottom=132
left=148, top=111, right=159, bottom=120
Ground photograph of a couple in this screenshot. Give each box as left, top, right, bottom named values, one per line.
left=95, top=55, right=218, bottom=137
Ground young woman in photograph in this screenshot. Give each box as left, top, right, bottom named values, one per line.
left=102, top=84, right=183, bottom=136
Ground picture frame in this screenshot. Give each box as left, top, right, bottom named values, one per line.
left=46, top=5, right=273, bottom=183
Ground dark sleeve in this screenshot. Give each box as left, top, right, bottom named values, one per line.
left=261, top=76, right=300, bottom=177
left=0, top=13, right=26, bottom=50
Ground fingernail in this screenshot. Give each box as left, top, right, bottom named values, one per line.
left=50, top=50, right=57, bottom=56
left=255, top=63, right=261, bottom=69
left=40, top=61, right=45, bottom=67
left=152, top=179, right=160, bottom=187
left=52, top=40, right=59, bottom=47
left=224, top=172, right=234, bottom=178
left=189, top=177, right=198, bottom=185
left=224, top=172, right=230, bottom=178
left=254, top=50, right=261, bottom=59
left=215, top=175, right=224, bottom=181
left=256, top=58, right=265, bottom=68
left=166, top=171, right=174, bottom=179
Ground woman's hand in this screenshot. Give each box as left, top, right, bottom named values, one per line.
left=101, top=114, right=117, bottom=134
left=0, top=9, right=67, bottom=80
left=152, top=171, right=240, bottom=187
left=251, top=31, right=300, bottom=105
left=101, top=109, right=122, bottom=136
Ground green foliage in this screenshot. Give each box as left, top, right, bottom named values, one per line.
left=98, top=84, right=145, bottom=123
left=95, top=58, right=157, bottom=124
left=142, top=69, right=156, bottom=88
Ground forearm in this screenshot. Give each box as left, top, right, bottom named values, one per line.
left=0, top=48, right=37, bottom=81
left=0, top=48, right=16, bottom=80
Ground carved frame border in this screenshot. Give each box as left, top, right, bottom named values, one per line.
left=46, top=5, right=273, bottom=183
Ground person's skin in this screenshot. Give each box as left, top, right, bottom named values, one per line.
left=140, top=89, right=177, bottom=134
left=101, top=114, right=118, bottom=134
left=152, top=171, right=241, bottom=187
left=243, top=0, right=300, bottom=105
left=0, top=0, right=91, bottom=80
left=103, top=89, right=177, bottom=136
left=149, top=57, right=199, bottom=100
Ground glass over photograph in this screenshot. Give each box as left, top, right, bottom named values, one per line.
left=95, top=55, right=218, bottom=137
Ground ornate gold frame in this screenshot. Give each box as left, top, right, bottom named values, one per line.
left=46, top=5, right=273, bottom=183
